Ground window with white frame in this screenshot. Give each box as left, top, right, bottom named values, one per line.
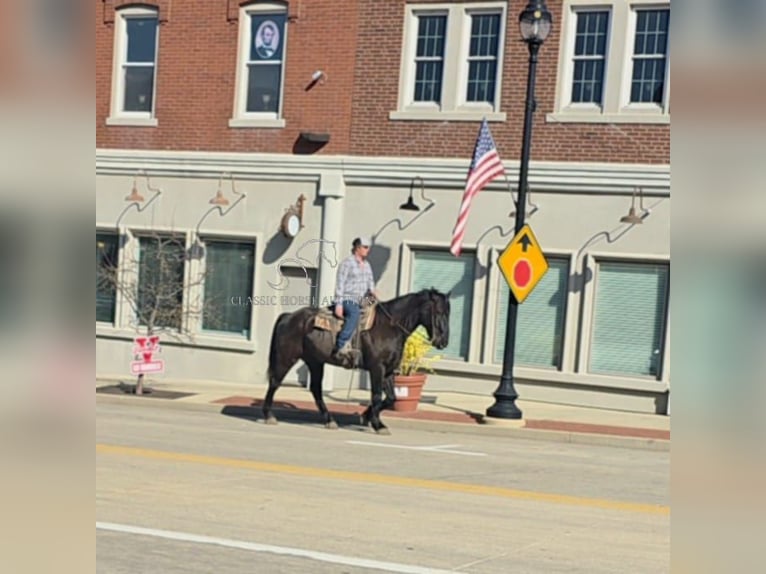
left=629, top=8, right=670, bottom=104
left=230, top=2, right=288, bottom=128
left=410, top=250, right=475, bottom=361
left=494, top=257, right=569, bottom=368
left=136, top=235, right=186, bottom=330
left=201, top=240, right=256, bottom=337
left=97, top=232, right=120, bottom=324
left=549, top=1, right=670, bottom=124
left=570, top=10, right=610, bottom=106
left=391, top=2, right=507, bottom=121
left=413, top=14, right=447, bottom=104
left=107, top=7, right=159, bottom=126
left=589, top=261, right=669, bottom=378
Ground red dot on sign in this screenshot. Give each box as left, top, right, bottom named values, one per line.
left=513, top=259, right=532, bottom=288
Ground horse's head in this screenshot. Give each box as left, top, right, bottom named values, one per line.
left=420, top=288, right=450, bottom=350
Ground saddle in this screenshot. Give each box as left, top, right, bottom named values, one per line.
left=313, top=302, right=377, bottom=335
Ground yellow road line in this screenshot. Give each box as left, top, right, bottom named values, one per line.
left=97, top=443, right=669, bottom=516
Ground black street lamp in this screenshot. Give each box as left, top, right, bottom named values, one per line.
left=486, top=1, right=552, bottom=420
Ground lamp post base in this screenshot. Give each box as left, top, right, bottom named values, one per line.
left=486, top=387, right=523, bottom=419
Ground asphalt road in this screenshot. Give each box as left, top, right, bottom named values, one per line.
left=96, top=401, right=669, bottom=573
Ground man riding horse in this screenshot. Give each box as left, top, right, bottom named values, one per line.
left=262, top=239, right=451, bottom=433
left=331, top=236, right=378, bottom=364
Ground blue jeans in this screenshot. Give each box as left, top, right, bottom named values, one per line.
left=335, top=300, right=360, bottom=350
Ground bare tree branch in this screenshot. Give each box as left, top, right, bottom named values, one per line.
left=98, top=230, right=232, bottom=394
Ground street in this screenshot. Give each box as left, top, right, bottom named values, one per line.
left=96, top=402, right=669, bottom=573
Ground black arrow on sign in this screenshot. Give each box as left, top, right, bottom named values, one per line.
left=519, top=233, right=532, bottom=252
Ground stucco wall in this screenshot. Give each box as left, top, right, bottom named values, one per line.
left=96, top=150, right=669, bottom=413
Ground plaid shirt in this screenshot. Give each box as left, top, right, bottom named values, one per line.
left=334, top=255, right=375, bottom=305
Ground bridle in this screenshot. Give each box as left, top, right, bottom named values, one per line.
left=376, top=298, right=437, bottom=342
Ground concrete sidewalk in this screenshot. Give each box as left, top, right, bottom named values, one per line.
left=96, top=377, right=670, bottom=451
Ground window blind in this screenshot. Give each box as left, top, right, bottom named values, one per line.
left=411, top=250, right=475, bottom=360
left=203, top=241, right=255, bottom=336
left=590, top=261, right=669, bottom=377
left=494, top=258, right=569, bottom=368
left=137, top=236, right=185, bottom=330
left=97, top=233, right=119, bottom=323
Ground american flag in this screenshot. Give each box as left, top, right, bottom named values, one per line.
left=450, top=119, right=506, bottom=257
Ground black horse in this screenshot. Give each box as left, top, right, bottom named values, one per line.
left=262, top=288, right=450, bottom=434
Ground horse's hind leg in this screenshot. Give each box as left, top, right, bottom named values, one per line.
left=307, top=360, right=336, bottom=429
left=262, top=358, right=299, bottom=424
left=262, top=379, right=281, bottom=425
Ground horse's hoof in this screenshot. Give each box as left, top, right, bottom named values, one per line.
left=325, top=420, right=338, bottom=430
left=264, top=415, right=278, bottom=425
left=375, top=426, right=391, bottom=436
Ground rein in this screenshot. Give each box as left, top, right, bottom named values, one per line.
left=375, top=298, right=435, bottom=341
left=375, top=302, right=414, bottom=337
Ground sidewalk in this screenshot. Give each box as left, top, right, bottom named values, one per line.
left=96, top=377, right=670, bottom=451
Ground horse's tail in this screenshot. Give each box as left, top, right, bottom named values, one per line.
left=267, top=312, right=291, bottom=383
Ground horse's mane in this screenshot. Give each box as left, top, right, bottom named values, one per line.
left=378, top=288, right=441, bottom=315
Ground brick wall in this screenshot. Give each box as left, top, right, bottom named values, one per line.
left=96, top=0, right=360, bottom=154
left=349, top=0, right=670, bottom=164
left=96, top=0, right=669, bottom=164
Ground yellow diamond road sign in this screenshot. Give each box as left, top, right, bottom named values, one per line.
left=498, top=224, right=549, bottom=304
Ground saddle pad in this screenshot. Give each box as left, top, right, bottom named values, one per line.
left=313, top=305, right=376, bottom=334
left=314, top=315, right=340, bottom=333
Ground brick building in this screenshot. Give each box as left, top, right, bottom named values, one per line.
left=97, top=0, right=671, bottom=414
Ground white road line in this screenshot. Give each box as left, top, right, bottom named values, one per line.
left=346, top=440, right=487, bottom=457
left=96, top=522, right=458, bottom=574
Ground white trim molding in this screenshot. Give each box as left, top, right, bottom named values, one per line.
left=96, top=149, right=670, bottom=196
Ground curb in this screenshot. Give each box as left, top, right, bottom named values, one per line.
left=97, top=393, right=670, bottom=452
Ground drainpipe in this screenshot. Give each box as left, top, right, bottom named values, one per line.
left=316, top=169, right=346, bottom=391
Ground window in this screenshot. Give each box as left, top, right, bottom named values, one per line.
left=494, top=258, right=569, bottom=368
left=630, top=8, right=670, bottom=104
left=571, top=10, right=610, bottom=105
left=107, top=7, right=159, bottom=126
left=411, top=250, right=475, bottom=360
left=136, top=235, right=185, bottom=330
left=589, top=261, right=668, bottom=377
left=230, top=2, right=288, bottom=128
left=202, top=241, right=255, bottom=337
left=549, top=1, right=670, bottom=124
left=413, top=15, right=447, bottom=104
left=466, top=13, right=501, bottom=104
left=97, top=233, right=119, bottom=323
left=391, top=3, right=507, bottom=122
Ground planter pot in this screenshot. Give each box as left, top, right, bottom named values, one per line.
left=392, top=373, right=427, bottom=412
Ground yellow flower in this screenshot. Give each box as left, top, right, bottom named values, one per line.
left=399, top=326, right=440, bottom=376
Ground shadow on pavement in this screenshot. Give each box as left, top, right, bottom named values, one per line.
left=96, top=383, right=195, bottom=400
left=220, top=403, right=372, bottom=431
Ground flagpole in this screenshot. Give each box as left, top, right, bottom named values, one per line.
left=487, top=3, right=549, bottom=419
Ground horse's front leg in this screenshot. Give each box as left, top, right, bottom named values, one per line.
left=380, top=372, right=396, bottom=411
left=365, top=366, right=390, bottom=435
left=307, top=360, right=337, bottom=429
